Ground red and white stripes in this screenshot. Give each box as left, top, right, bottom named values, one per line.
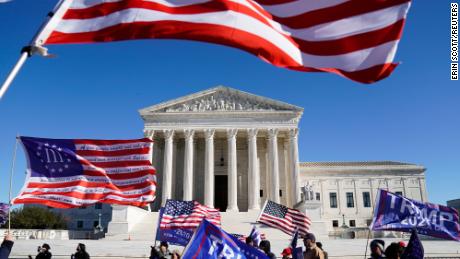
left=13, top=138, right=156, bottom=208
left=35, top=0, right=412, bottom=83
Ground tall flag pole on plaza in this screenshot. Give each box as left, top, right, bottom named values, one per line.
left=0, top=0, right=414, bottom=99
left=12, top=136, right=157, bottom=208
left=257, top=200, right=310, bottom=237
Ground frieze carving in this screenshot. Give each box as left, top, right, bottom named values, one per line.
left=163, top=93, right=284, bottom=112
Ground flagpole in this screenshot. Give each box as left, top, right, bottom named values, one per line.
left=0, top=0, right=70, bottom=100
left=7, top=136, right=19, bottom=232
left=256, top=200, right=268, bottom=223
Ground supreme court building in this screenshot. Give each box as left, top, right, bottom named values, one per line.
left=103, top=86, right=427, bottom=238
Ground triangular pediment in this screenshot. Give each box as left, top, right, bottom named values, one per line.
left=139, top=86, right=303, bottom=114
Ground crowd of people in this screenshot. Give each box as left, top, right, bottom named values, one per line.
left=0, top=231, right=412, bottom=259
left=369, top=239, right=408, bottom=259
left=0, top=234, right=90, bottom=259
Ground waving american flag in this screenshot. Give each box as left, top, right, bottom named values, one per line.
left=160, top=200, right=221, bottom=229
left=32, top=0, right=412, bottom=83
left=13, top=136, right=156, bottom=208
left=258, top=200, right=310, bottom=236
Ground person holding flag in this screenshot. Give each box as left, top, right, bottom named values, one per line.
left=0, top=233, right=14, bottom=259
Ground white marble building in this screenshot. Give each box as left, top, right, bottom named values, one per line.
left=140, top=86, right=303, bottom=212
left=104, top=86, right=428, bottom=238
left=299, top=161, right=427, bottom=231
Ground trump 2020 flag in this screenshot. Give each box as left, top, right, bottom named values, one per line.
left=0, top=203, right=9, bottom=226
left=182, top=219, right=268, bottom=259
left=370, top=189, right=460, bottom=242
left=30, top=0, right=412, bottom=83
left=13, top=136, right=156, bottom=208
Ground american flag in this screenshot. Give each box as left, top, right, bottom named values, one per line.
left=231, top=230, right=266, bottom=243
left=258, top=200, right=310, bottom=236
left=13, top=136, right=156, bottom=208
left=160, top=200, right=221, bottom=229
left=33, top=0, right=411, bottom=83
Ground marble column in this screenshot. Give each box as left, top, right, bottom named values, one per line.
left=204, top=129, right=215, bottom=207
left=289, top=128, right=301, bottom=204
left=247, top=128, right=260, bottom=210
left=161, top=130, right=174, bottom=206
left=337, top=179, right=344, bottom=215
left=369, top=178, right=375, bottom=209
left=419, top=178, right=427, bottom=202
left=352, top=180, right=359, bottom=214
left=402, top=178, right=409, bottom=197
left=183, top=129, right=195, bottom=201
left=144, top=129, right=155, bottom=212
left=268, top=129, right=280, bottom=203
left=227, top=129, right=239, bottom=212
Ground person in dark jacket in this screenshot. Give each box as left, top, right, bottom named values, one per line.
left=29, top=243, right=52, bottom=259
left=71, top=243, right=90, bottom=259
left=259, top=240, right=276, bottom=259
left=369, top=239, right=385, bottom=259
left=0, top=233, right=14, bottom=259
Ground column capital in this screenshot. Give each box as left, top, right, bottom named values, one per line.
left=204, top=129, right=216, bottom=140
left=163, top=129, right=175, bottom=140
left=268, top=128, right=279, bottom=139
left=247, top=128, right=259, bottom=139
left=227, top=128, right=238, bottom=139
left=184, top=129, right=195, bottom=139
left=143, top=129, right=155, bottom=140
left=288, top=128, right=299, bottom=139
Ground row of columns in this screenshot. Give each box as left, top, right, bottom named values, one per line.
left=146, top=128, right=301, bottom=211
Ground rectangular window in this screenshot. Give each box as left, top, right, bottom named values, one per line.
left=362, top=192, right=371, bottom=208
left=332, top=220, right=339, bottom=227
left=77, top=221, right=83, bottom=229
left=279, top=190, right=283, bottom=197
left=95, top=203, right=102, bottom=210
left=346, top=192, right=354, bottom=208
left=329, top=193, right=337, bottom=208
left=395, top=191, right=403, bottom=196
left=349, top=220, right=356, bottom=227
left=366, top=219, right=372, bottom=226
left=260, top=190, right=263, bottom=197
left=316, top=193, right=320, bottom=201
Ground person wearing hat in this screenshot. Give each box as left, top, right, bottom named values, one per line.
left=71, top=243, right=90, bottom=259
left=29, top=243, right=52, bottom=259
left=303, top=233, right=324, bottom=259
left=281, top=247, right=292, bottom=259
left=259, top=240, right=276, bottom=259
left=369, top=239, right=385, bottom=259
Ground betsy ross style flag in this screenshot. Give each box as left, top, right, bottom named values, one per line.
left=160, top=200, right=221, bottom=229
left=30, top=0, right=412, bottom=83
left=258, top=200, right=310, bottom=236
left=13, top=136, right=156, bottom=208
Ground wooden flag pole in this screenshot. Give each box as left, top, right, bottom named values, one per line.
left=7, top=136, right=19, bottom=232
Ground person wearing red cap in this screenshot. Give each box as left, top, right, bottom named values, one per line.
left=281, top=247, right=292, bottom=259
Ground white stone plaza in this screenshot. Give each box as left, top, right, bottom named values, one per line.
left=8, top=239, right=460, bottom=259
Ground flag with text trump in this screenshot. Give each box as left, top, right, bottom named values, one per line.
left=31, top=0, right=412, bottom=83
left=257, top=200, right=310, bottom=236
left=13, top=136, right=156, bottom=208
left=371, top=189, right=460, bottom=242
left=160, top=200, right=221, bottom=230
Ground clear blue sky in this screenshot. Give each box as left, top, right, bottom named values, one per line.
left=0, top=1, right=458, bottom=206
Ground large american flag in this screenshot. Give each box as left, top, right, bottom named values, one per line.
left=13, top=136, right=156, bottom=208
left=33, top=0, right=411, bottom=83
left=257, top=200, right=310, bottom=236
left=160, top=200, right=221, bottom=229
